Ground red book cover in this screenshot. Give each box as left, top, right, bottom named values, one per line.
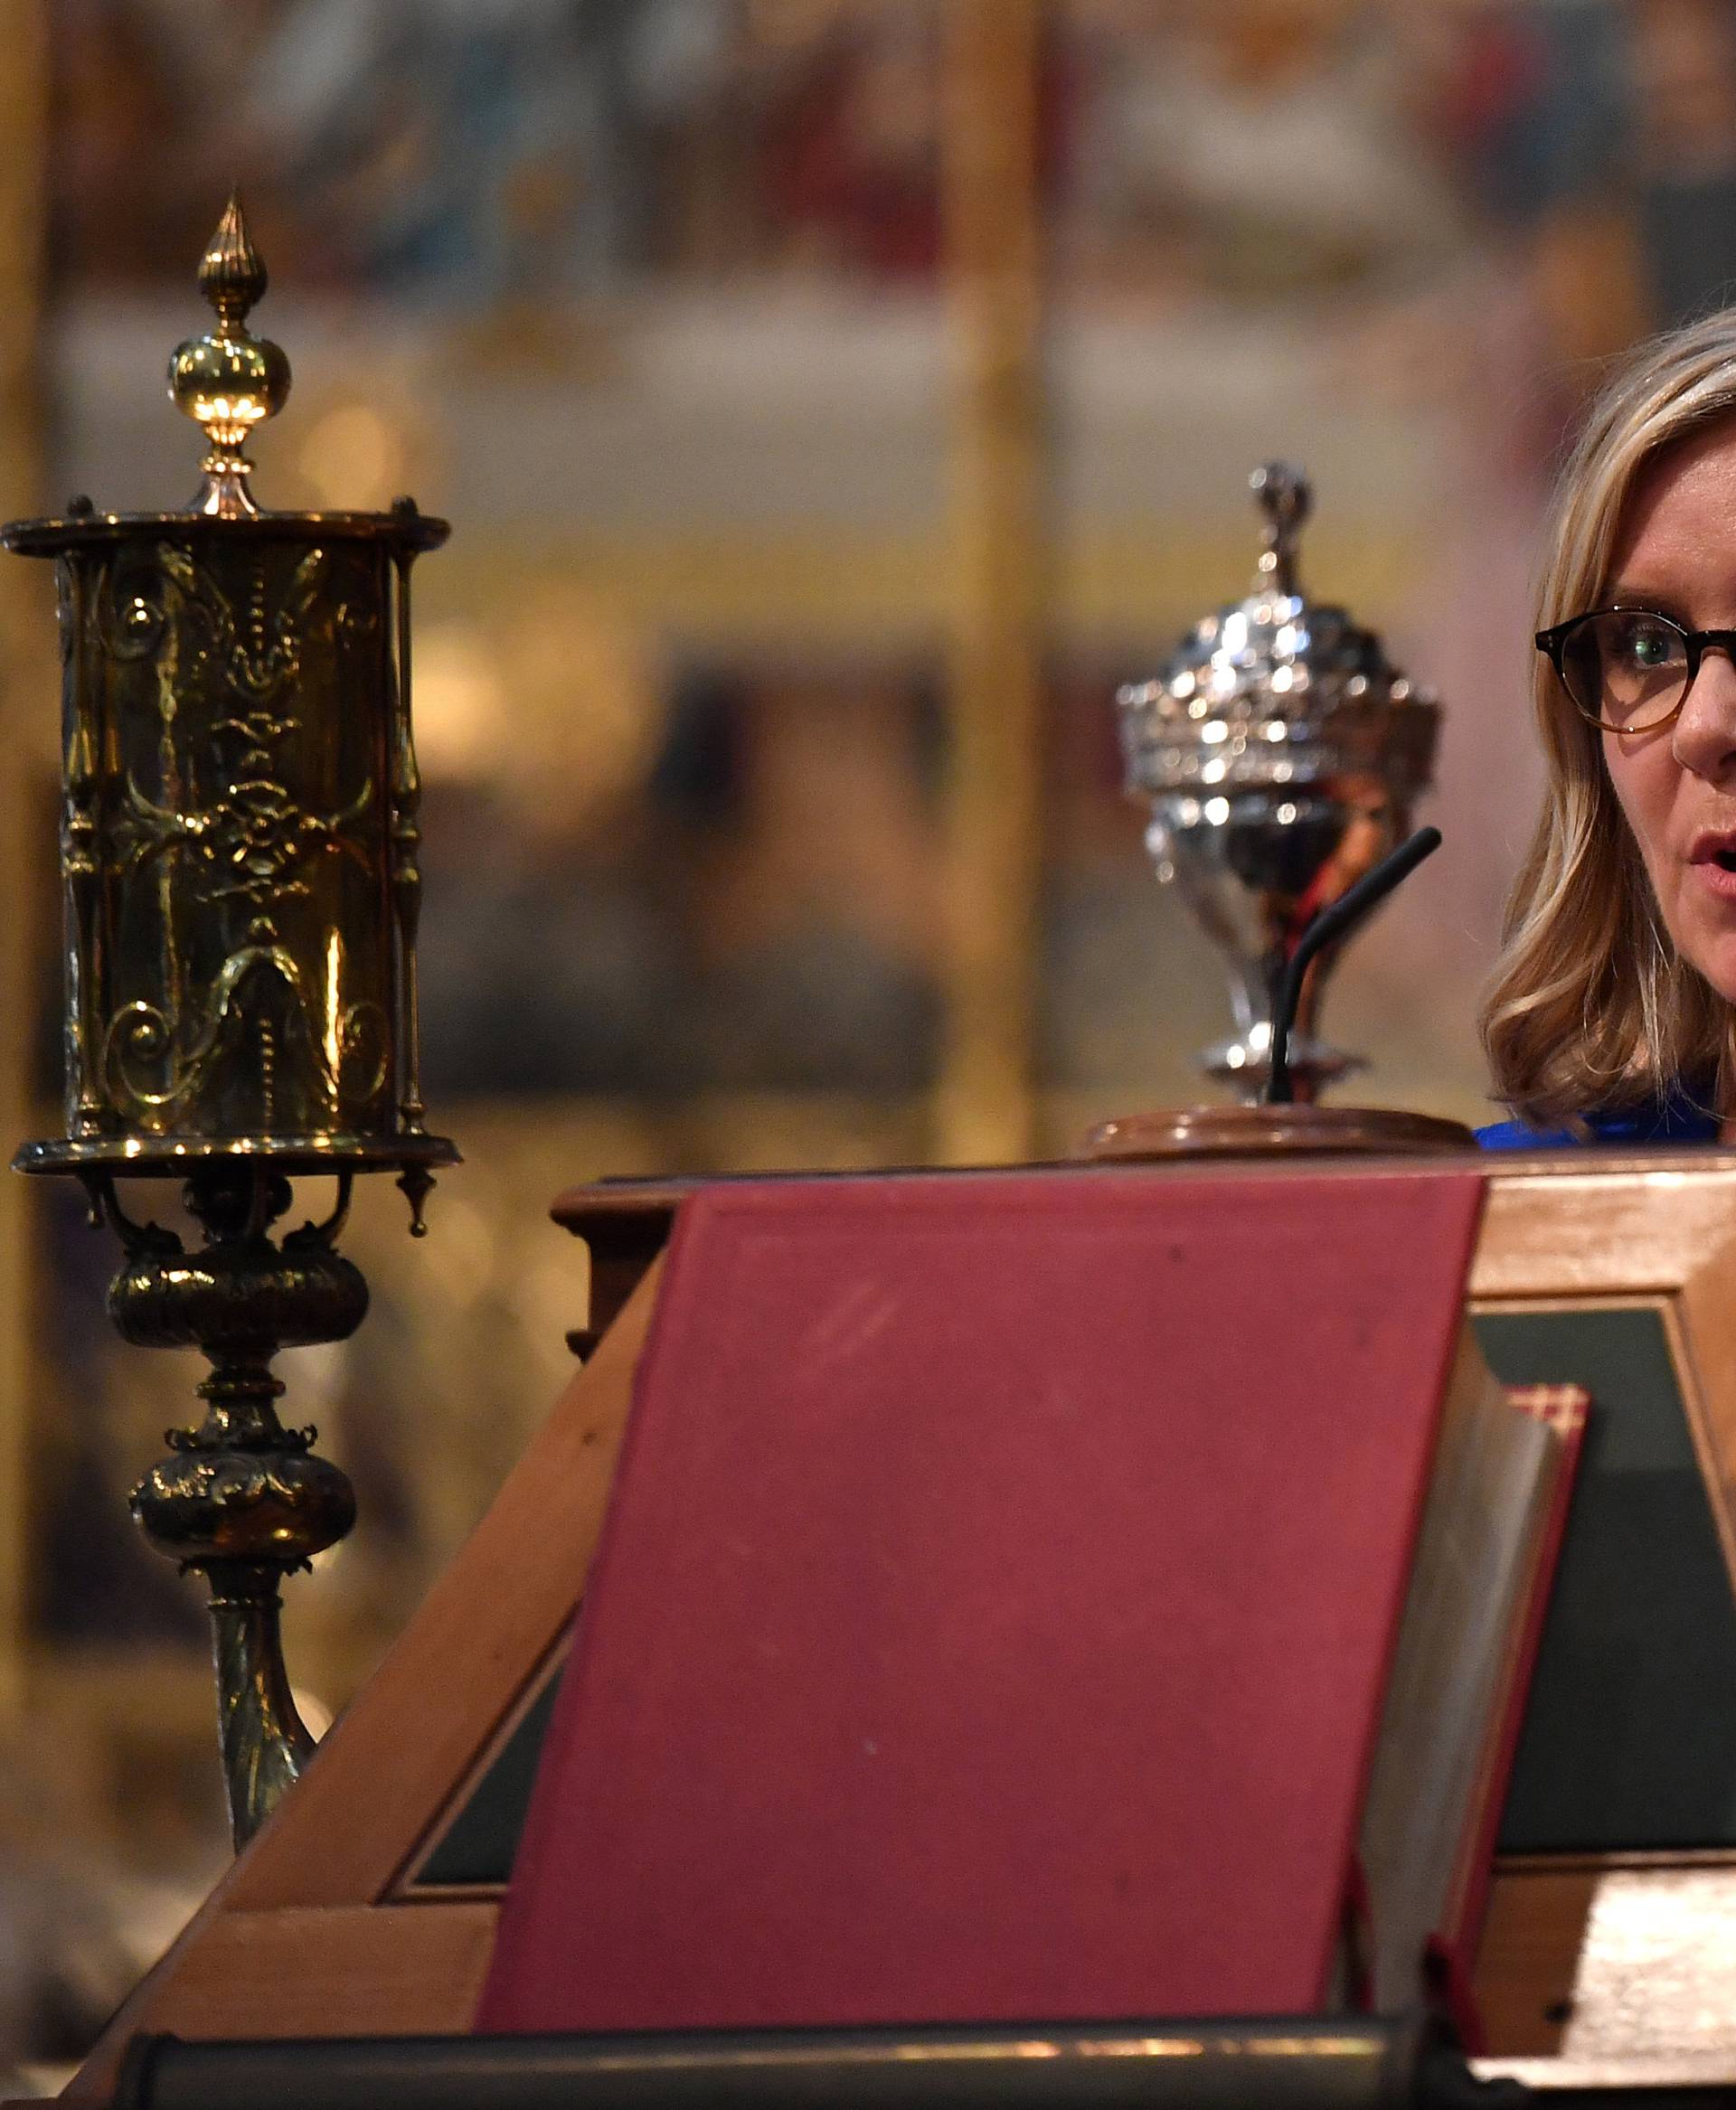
left=479, top=1165, right=1486, bottom=2032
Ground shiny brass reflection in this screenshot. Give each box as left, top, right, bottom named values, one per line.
left=2, top=196, right=457, bottom=1848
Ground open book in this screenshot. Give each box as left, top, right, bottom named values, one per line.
left=1358, top=1357, right=1586, bottom=2025
left=479, top=1166, right=1580, bottom=2034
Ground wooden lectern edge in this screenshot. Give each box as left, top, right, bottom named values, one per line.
left=549, top=1141, right=1736, bottom=1234
left=46, top=1147, right=1736, bottom=2105
left=54, top=1259, right=667, bottom=2108
left=231, top=1256, right=665, bottom=1907
left=553, top=1144, right=1736, bottom=1328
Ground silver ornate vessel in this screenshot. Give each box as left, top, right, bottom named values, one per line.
left=1118, top=463, right=1439, bottom=1103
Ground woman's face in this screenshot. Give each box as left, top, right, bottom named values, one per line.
left=1603, top=419, right=1736, bottom=1003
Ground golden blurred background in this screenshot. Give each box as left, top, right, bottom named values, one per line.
left=0, top=0, right=1725, bottom=2083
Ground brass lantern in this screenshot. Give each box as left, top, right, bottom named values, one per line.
left=1, top=197, right=457, bottom=1846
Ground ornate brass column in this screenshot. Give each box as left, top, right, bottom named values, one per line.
left=1, top=196, right=457, bottom=1847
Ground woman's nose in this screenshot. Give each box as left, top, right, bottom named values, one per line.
left=1672, top=645, right=1736, bottom=779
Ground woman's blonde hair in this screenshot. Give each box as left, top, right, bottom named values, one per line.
left=1482, top=310, right=1736, bottom=1126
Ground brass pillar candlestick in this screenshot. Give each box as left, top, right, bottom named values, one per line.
left=2, top=196, right=457, bottom=1847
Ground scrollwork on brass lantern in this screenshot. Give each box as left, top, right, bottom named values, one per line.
left=2, top=195, right=457, bottom=1848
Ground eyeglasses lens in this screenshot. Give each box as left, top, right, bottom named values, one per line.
left=1561, top=611, right=1687, bottom=729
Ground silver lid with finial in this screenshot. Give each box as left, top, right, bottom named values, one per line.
left=1118, top=461, right=1436, bottom=805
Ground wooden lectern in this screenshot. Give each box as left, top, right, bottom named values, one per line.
left=42, top=1146, right=1736, bottom=2105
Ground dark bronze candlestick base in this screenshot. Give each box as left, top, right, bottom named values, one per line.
left=86, top=1163, right=366, bottom=1845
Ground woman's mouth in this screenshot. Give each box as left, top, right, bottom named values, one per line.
left=1687, top=834, right=1736, bottom=898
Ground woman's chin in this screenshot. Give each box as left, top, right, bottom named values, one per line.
left=1681, top=927, right=1736, bottom=1007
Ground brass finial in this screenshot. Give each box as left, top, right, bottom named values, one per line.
left=198, top=190, right=269, bottom=324
left=168, top=192, right=291, bottom=517
left=1250, top=461, right=1310, bottom=598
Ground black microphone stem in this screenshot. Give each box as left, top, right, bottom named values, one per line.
left=1265, top=825, right=1442, bottom=1107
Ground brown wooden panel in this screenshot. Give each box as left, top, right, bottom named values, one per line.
left=112, top=1902, right=497, bottom=2043
left=1474, top=1866, right=1598, bottom=2057
left=552, top=1183, right=684, bottom=1339
left=60, top=1899, right=500, bottom=2105
left=1473, top=1160, right=1736, bottom=1299
left=1678, top=1242, right=1736, bottom=1587
left=225, top=1258, right=661, bottom=1914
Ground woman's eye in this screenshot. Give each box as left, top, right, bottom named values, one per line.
left=1619, top=619, right=1675, bottom=666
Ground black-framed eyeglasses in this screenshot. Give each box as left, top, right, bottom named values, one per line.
left=1536, top=606, right=1736, bottom=732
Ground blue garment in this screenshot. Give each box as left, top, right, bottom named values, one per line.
left=1476, top=1095, right=1721, bottom=1149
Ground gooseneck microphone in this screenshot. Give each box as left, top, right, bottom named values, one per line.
left=1266, top=825, right=1443, bottom=1107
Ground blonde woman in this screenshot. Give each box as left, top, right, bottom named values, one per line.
left=1481, top=311, right=1736, bottom=1146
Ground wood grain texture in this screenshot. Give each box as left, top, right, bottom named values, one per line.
left=228, top=1258, right=662, bottom=1910
left=1677, top=1249, right=1736, bottom=1593
left=1474, top=1867, right=1599, bottom=2057
left=99, top=1903, right=498, bottom=2046
left=1474, top=1161, right=1736, bottom=1296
